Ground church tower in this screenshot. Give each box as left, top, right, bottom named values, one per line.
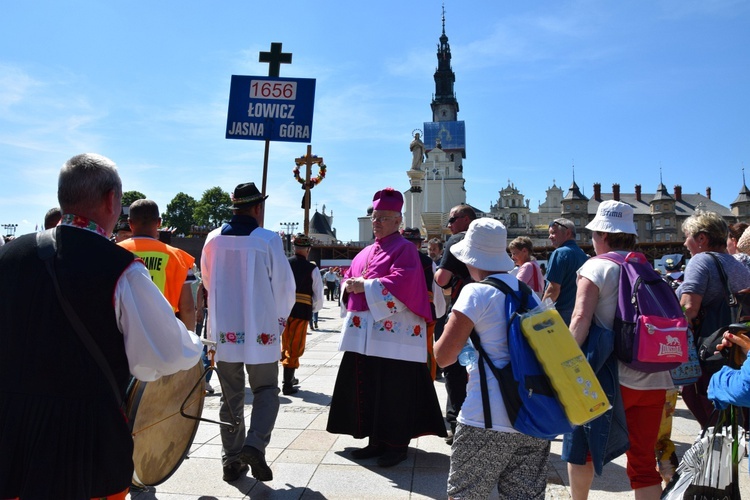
left=731, top=169, right=750, bottom=223
left=404, top=6, right=468, bottom=239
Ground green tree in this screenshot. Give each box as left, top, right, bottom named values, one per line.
left=122, top=190, right=146, bottom=207
left=194, top=187, right=232, bottom=228
left=162, top=192, right=196, bottom=235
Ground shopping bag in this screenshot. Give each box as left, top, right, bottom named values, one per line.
left=661, top=413, right=745, bottom=500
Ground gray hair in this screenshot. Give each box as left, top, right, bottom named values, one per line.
left=552, top=218, right=576, bottom=237
left=58, top=153, right=122, bottom=212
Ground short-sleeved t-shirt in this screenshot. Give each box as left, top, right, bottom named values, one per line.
left=452, top=273, right=542, bottom=432
left=545, top=239, right=589, bottom=324
left=439, top=232, right=472, bottom=303
left=677, top=252, right=750, bottom=305
left=578, top=254, right=674, bottom=390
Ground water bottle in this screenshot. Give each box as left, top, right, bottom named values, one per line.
left=458, top=340, right=477, bottom=367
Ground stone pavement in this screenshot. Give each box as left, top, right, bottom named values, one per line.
left=128, top=300, right=749, bottom=499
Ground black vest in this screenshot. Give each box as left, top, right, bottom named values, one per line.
left=289, top=253, right=317, bottom=320
left=0, top=226, right=136, bottom=497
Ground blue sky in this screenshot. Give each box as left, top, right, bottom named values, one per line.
left=1, top=0, right=748, bottom=242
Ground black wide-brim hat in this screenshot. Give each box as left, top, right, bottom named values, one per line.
left=293, top=233, right=312, bottom=247
left=231, top=182, right=268, bottom=208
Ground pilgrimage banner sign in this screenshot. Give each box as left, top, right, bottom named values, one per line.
left=226, top=75, right=316, bottom=143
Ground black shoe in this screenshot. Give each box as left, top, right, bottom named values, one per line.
left=445, top=429, right=454, bottom=445
left=314, top=322, right=318, bottom=329
left=350, top=444, right=385, bottom=460
left=222, top=461, right=249, bottom=482
left=282, top=383, right=298, bottom=395
left=292, top=377, right=299, bottom=385
left=377, top=450, right=408, bottom=467
left=240, top=445, right=273, bottom=481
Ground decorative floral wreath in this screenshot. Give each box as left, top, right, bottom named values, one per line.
left=293, top=158, right=327, bottom=189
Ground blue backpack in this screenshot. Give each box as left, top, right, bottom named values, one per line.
left=470, top=277, right=575, bottom=440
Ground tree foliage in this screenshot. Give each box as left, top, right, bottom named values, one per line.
left=122, top=190, right=146, bottom=207
left=162, top=192, right=196, bottom=235
left=193, top=186, right=232, bottom=228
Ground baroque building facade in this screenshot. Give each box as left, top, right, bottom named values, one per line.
left=486, top=178, right=745, bottom=249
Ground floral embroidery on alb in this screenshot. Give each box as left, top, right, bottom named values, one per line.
left=379, top=288, right=399, bottom=315
left=256, top=332, right=276, bottom=345
left=219, top=331, right=245, bottom=344
left=379, top=319, right=397, bottom=333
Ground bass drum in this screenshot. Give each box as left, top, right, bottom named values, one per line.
left=125, top=362, right=205, bottom=488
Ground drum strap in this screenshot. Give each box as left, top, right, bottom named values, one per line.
left=36, top=229, right=125, bottom=411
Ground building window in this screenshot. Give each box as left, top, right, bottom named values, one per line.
left=575, top=204, right=580, bottom=210
left=646, top=221, right=652, bottom=231
left=576, top=233, right=581, bottom=241
left=666, top=233, right=672, bottom=241
left=655, top=217, right=661, bottom=227
left=575, top=218, right=581, bottom=226
left=656, top=233, right=662, bottom=242
left=655, top=204, right=660, bottom=211
left=665, top=218, right=671, bottom=226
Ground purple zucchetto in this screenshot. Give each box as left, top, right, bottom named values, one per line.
left=372, top=188, right=403, bottom=212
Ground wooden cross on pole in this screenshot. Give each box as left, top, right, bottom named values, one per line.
left=257, top=42, right=293, bottom=226
left=259, top=42, right=292, bottom=77
left=294, top=145, right=324, bottom=236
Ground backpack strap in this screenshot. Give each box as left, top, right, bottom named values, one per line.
left=706, top=252, right=739, bottom=319
left=469, top=277, right=532, bottom=428
left=37, top=230, right=125, bottom=411
left=594, top=251, right=626, bottom=265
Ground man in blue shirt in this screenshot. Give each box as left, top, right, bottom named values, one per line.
left=542, top=218, right=588, bottom=325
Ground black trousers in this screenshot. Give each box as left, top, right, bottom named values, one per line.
left=442, top=361, right=467, bottom=431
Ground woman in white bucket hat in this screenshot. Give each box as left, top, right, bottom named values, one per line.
left=564, top=200, right=671, bottom=500
left=434, top=218, right=549, bottom=499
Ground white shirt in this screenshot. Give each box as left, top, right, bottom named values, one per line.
left=201, top=226, right=296, bottom=364
left=452, top=273, right=541, bottom=432
left=115, top=261, right=203, bottom=381
left=312, top=265, right=325, bottom=313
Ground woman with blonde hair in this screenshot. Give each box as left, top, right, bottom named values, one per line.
left=677, top=211, right=750, bottom=427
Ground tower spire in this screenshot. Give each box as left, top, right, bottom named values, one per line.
left=431, top=5, right=458, bottom=117
left=442, top=2, right=446, bottom=35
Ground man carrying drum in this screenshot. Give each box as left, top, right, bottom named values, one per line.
left=0, top=153, right=203, bottom=500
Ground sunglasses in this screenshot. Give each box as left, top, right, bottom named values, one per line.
left=550, top=220, right=570, bottom=230
left=447, top=215, right=465, bottom=224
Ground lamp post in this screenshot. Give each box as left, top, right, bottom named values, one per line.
left=279, top=222, right=299, bottom=255
left=2, top=223, right=18, bottom=239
